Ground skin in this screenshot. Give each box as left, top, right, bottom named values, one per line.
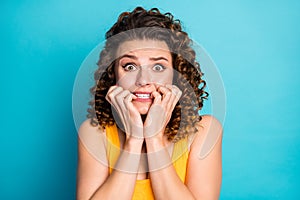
left=114, top=39, right=175, bottom=115
left=76, top=40, right=223, bottom=199
left=110, top=40, right=179, bottom=139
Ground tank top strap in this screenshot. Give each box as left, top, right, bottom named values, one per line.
left=171, top=137, right=189, bottom=183
left=106, top=124, right=121, bottom=174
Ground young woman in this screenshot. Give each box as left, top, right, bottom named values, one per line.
left=77, top=7, right=223, bottom=200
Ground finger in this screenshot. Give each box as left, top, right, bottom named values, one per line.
left=123, top=93, right=144, bottom=139
left=106, top=86, right=127, bottom=122
left=166, top=84, right=181, bottom=97
left=166, top=84, right=177, bottom=102
left=114, top=90, right=132, bottom=119
left=152, top=91, right=162, bottom=104
left=105, top=86, right=123, bottom=103
left=115, top=90, right=131, bottom=105
left=170, top=85, right=182, bottom=109
left=124, top=93, right=141, bottom=119
left=157, top=85, right=172, bottom=105
left=157, top=85, right=170, bottom=95
left=105, top=86, right=122, bottom=112
left=106, top=85, right=119, bottom=96
left=165, top=84, right=173, bottom=91
left=169, top=85, right=182, bottom=100
left=124, top=93, right=135, bottom=109
left=163, top=85, right=181, bottom=111
left=174, top=85, right=182, bottom=102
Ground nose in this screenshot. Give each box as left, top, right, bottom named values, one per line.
left=135, top=66, right=152, bottom=87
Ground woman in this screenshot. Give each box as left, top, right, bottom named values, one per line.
left=77, top=7, right=223, bottom=200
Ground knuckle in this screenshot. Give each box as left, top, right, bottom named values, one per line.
left=178, top=90, right=182, bottom=96
left=107, top=93, right=114, bottom=100
left=115, top=93, right=122, bottom=100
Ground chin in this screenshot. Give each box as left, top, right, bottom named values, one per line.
left=133, top=102, right=151, bottom=115
left=137, top=107, right=150, bottom=115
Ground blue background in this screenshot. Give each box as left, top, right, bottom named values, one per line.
left=1, top=0, right=299, bottom=199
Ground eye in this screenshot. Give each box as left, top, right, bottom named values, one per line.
left=152, top=64, right=166, bottom=72
left=122, top=63, right=137, bottom=71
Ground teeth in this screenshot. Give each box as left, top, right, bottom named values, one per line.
left=135, top=93, right=150, bottom=99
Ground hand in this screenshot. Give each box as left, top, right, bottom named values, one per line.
left=143, top=84, right=182, bottom=140
left=106, top=86, right=144, bottom=140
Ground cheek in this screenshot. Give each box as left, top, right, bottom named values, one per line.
left=116, top=72, right=136, bottom=89
left=152, top=71, right=173, bottom=85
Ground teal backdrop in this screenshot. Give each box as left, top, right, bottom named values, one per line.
left=1, top=0, right=299, bottom=199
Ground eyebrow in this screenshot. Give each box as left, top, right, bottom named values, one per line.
left=118, top=54, right=137, bottom=60
left=118, top=54, right=169, bottom=62
left=149, top=56, right=169, bottom=62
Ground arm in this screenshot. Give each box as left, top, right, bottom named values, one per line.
left=146, top=115, right=223, bottom=200
left=146, top=137, right=196, bottom=200
left=77, top=86, right=145, bottom=199
left=185, top=115, right=223, bottom=199
left=143, top=84, right=195, bottom=199
left=76, top=120, right=144, bottom=200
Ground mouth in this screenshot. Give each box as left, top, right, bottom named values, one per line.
left=133, top=92, right=152, bottom=102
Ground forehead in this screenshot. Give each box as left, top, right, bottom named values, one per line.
left=116, top=40, right=171, bottom=58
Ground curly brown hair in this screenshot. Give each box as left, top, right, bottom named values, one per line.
left=87, top=7, right=208, bottom=142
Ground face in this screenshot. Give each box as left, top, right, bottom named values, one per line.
left=115, top=39, right=173, bottom=114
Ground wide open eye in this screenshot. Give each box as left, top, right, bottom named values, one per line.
left=122, top=63, right=137, bottom=71
left=152, top=64, right=166, bottom=72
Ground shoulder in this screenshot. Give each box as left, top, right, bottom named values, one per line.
left=185, top=115, right=223, bottom=198
left=78, top=119, right=108, bottom=163
left=190, top=115, right=223, bottom=159
left=79, top=119, right=104, bottom=134
left=78, top=119, right=106, bottom=141
left=77, top=120, right=110, bottom=198
left=198, top=115, right=223, bottom=133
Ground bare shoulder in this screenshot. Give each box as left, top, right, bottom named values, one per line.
left=78, top=119, right=107, bottom=164
left=190, top=115, right=223, bottom=159
left=185, top=115, right=223, bottom=198
left=198, top=115, right=223, bottom=134
left=77, top=119, right=109, bottom=199
left=79, top=119, right=105, bottom=135
left=78, top=119, right=106, bottom=142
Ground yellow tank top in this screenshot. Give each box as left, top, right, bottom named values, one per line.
left=105, top=124, right=189, bottom=200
